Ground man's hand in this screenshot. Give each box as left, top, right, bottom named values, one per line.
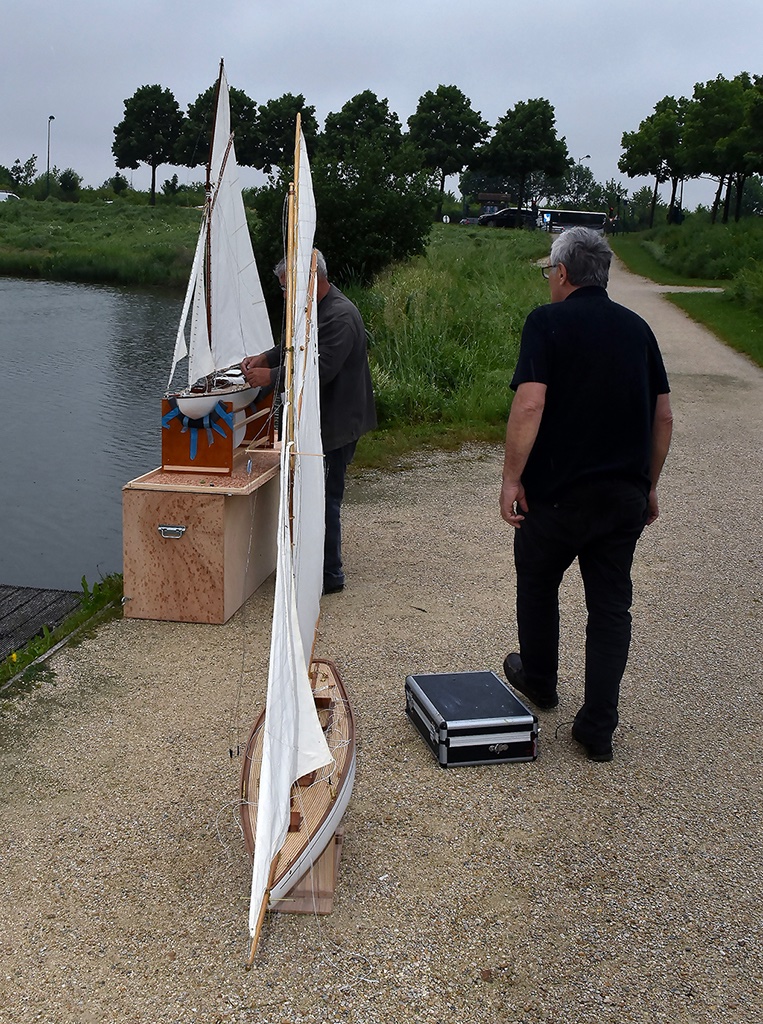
left=500, top=478, right=529, bottom=528
left=240, top=355, right=272, bottom=388
left=645, top=488, right=659, bottom=526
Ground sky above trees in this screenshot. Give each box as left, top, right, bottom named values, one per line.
left=2, top=0, right=762, bottom=208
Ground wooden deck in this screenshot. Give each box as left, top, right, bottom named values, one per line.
left=0, top=585, right=81, bottom=662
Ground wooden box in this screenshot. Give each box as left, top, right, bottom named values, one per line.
left=122, top=448, right=280, bottom=624
left=161, top=389, right=275, bottom=475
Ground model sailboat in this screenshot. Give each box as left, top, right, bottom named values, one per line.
left=165, top=59, right=272, bottom=426
left=240, top=118, right=356, bottom=962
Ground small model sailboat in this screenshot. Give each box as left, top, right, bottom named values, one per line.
left=165, top=59, right=272, bottom=424
left=240, top=117, right=356, bottom=962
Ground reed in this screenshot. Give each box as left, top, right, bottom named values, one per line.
left=348, top=225, right=549, bottom=450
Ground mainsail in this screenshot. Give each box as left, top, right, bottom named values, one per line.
left=247, top=120, right=333, bottom=949
left=167, top=60, right=272, bottom=391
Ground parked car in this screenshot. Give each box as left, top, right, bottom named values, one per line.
left=478, top=208, right=536, bottom=229
left=0, top=190, right=21, bottom=202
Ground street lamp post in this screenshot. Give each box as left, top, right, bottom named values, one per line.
left=46, top=115, right=55, bottom=197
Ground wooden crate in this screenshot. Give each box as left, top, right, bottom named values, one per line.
left=122, top=448, right=280, bottom=624
left=161, top=389, right=275, bottom=475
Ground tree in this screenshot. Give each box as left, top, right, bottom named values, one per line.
left=538, top=163, right=605, bottom=210
left=251, top=95, right=436, bottom=298
left=175, top=81, right=260, bottom=168
left=732, top=173, right=763, bottom=217
left=715, top=74, right=763, bottom=222
left=407, top=85, right=489, bottom=218
left=474, top=98, right=569, bottom=215
left=619, top=96, right=686, bottom=227
left=256, top=94, right=318, bottom=174
left=58, top=168, right=82, bottom=201
left=320, top=90, right=406, bottom=165
left=102, top=172, right=129, bottom=195
left=113, top=85, right=184, bottom=205
left=11, top=155, right=38, bottom=189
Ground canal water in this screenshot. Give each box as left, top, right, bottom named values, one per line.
left=1, top=278, right=182, bottom=591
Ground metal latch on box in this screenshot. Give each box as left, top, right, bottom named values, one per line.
left=157, top=524, right=187, bottom=540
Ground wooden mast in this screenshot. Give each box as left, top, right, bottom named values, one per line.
left=284, top=114, right=302, bottom=541
left=204, top=58, right=226, bottom=353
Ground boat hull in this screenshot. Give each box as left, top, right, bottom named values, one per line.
left=240, top=658, right=356, bottom=907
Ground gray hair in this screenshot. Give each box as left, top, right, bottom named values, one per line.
left=273, top=248, right=328, bottom=280
left=550, top=227, right=612, bottom=287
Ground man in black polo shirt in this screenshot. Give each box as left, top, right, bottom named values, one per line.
left=499, top=227, right=673, bottom=762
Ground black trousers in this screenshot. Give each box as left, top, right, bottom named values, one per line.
left=514, top=481, right=648, bottom=742
left=323, top=441, right=357, bottom=589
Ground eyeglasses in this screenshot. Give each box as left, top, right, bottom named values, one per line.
left=541, top=263, right=557, bottom=280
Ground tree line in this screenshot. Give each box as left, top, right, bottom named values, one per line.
left=619, top=72, right=763, bottom=226
left=104, top=81, right=575, bottom=283
left=4, top=71, right=762, bottom=286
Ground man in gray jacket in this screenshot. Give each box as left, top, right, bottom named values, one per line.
left=241, top=250, right=376, bottom=594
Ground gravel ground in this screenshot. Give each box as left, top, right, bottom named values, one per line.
left=1, top=258, right=761, bottom=1024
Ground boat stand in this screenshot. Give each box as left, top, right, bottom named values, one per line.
left=270, top=827, right=344, bottom=915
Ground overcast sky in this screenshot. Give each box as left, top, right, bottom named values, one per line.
left=3, top=0, right=761, bottom=208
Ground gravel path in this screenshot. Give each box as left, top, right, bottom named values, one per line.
left=1, top=258, right=761, bottom=1024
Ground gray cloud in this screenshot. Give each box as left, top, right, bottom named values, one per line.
left=3, top=0, right=761, bottom=208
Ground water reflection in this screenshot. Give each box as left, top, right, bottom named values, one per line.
left=0, top=278, right=181, bottom=590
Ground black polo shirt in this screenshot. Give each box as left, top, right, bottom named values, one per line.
left=511, top=286, right=670, bottom=500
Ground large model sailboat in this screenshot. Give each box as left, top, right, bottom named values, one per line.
left=239, top=118, right=356, bottom=963
left=165, top=59, right=272, bottom=422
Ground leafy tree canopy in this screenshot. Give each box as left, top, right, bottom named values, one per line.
left=112, top=84, right=183, bottom=205
left=11, top=155, right=38, bottom=189
left=407, top=85, right=488, bottom=214
left=619, top=95, right=687, bottom=225
left=175, top=82, right=259, bottom=168
left=320, top=91, right=406, bottom=165
left=475, top=98, right=568, bottom=210
left=256, top=94, right=318, bottom=174
left=251, top=112, right=436, bottom=303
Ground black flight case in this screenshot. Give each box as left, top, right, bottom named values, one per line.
left=405, top=670, right=539, bottom=768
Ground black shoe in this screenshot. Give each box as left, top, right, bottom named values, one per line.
left=322, top=581, right=344, bottom=595
left=503, top=652, right=559, bottom=710
left=571, top=722, right=613, bottom=762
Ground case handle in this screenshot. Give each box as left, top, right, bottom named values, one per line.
left=157, top=524, right=187, bottom=540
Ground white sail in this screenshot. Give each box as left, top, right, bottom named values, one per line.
left=167, top=61, right=271, bottom=391
left=247, top=125, right=331, bottom=938
left=291, top=132, right=324, bottom=660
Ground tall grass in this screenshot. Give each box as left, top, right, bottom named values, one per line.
left=613, top=217, right=763, bottom=287
left=347, top=225, right=549, bottom=443
left=0, top=198, right=202, bottom=289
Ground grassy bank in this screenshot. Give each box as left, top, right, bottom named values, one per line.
left=353, top=225, right=549, bottom=464
left=0, top=198, right=201, bottom=289
left=610, top=236, right=720, bottom=288
left=666, top=292, right=763, bottom=366
left=612, top=227, right=763, bottom=369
